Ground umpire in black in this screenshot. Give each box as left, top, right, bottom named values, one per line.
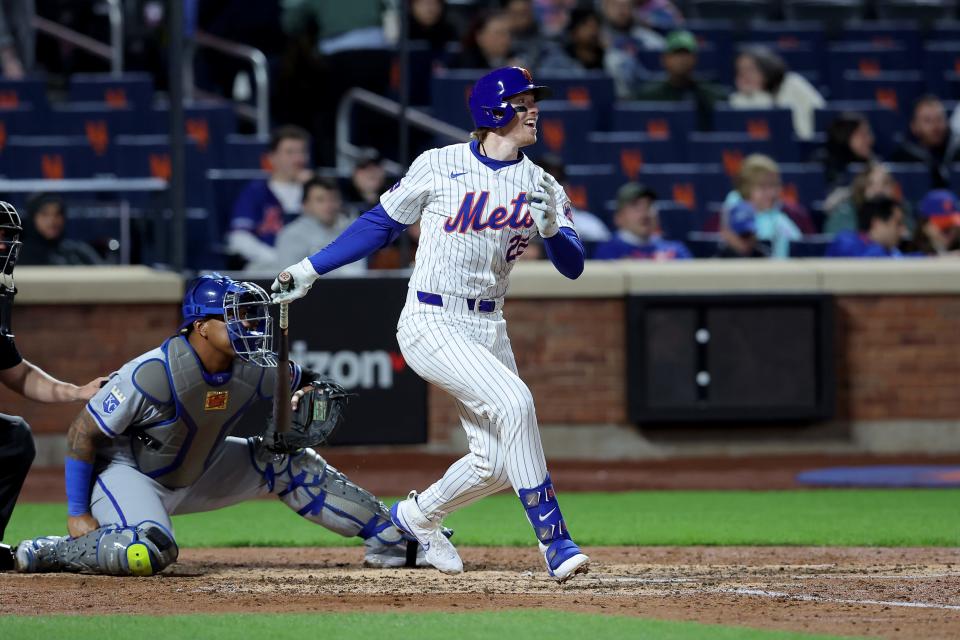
left=0, top=201, right=105, bottom=569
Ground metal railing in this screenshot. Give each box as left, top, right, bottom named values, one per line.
left=31, top=0, right=123, bottom=76
left=335, top=87, right=469, bottom=173
left=183, top=31, right=270, bottom=137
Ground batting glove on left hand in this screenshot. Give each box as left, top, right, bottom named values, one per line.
left=528, top=176, right=560, bottom=238
left=271, top=258, right=319, bottom=304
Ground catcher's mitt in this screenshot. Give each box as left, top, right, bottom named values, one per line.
left=268, top=379, right=352, bottom=453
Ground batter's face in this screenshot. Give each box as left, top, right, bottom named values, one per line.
left=500, top=92, right=539, bottom=147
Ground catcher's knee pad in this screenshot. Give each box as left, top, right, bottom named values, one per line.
left=279, top=447, right=399, bottom=542
left=49, top=521, right=179, bottom=576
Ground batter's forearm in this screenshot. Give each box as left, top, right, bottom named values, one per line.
left=544, top=228, right=585, bottom=279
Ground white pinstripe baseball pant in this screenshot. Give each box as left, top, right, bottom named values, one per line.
left=396, top=288, right=549, bottom=518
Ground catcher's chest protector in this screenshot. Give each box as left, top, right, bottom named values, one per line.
left=130, top=336, right=267, bottom=488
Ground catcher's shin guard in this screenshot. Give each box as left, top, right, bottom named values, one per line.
left=14, top=521, right=178, bottom=576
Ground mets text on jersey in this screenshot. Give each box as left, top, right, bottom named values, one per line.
left=444, top=192, right=533, bottom=233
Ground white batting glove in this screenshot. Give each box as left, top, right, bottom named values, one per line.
left=528, top=176, right=560, bottom=238
left=271, top=258, right=319, bottom=304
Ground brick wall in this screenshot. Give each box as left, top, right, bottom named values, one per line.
left=5, top=295, right=958, bottom=442
left=0, top=304, right=181, bottom=435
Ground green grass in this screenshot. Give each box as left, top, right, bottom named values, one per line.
left=0, top=611, right=859, bottom=640
left=6, top=489, right=958, bottom=547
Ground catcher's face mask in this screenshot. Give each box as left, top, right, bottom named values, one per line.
left=222, top=281, right=277, bottom=368
left=0, top=201, right=23, bottom=291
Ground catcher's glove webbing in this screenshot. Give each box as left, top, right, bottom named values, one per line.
left=269, top=379, right=351, bottom=453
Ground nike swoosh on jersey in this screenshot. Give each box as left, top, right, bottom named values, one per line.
left=449, top=171, right=468, bottom=178
left=538, top=507, right=557, bottom=522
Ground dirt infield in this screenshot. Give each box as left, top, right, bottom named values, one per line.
left=3, top=546, right=958, bottom=639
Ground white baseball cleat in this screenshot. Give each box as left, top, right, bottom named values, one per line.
left=541, top=539, right=590, bottom=583
left=390, top=491, right=463, bottom=575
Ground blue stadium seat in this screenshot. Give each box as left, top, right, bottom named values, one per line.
left=562, top=164, right=621, bottom=218
left=834, top=71, right=924, bottom=114
left=923, top=43, right=960, bottom=97
left=222, top=134, right=270, bottom=170
left=115, top=135, right=210, bottom=207
left=611, top=102, right=696, bottom=140
left=637, top=42, right=721, bottom=82
left=927, top=21, right=960, bottom=43
left=746, top=21, right=825, bottom=50
left=68, top=73, right=154, bottom=110
left=587, top=132, right=685, bottom=178
left=789, top=235, right=833, bottom=257
left=656, top=203, right=699, bottom=242
left=712, top=107, right=794, bottom=139
left=0, top=135, right=117, bottom=178
left=885, top=163, right=936, bottom=204
left=46, top=103, right=138, bottom=136
left=779, top=163, right=828, bottom=209
left=687, top=132, right=800, bottom=168
left=631, top=164, right=727, bottom=216
left=0, top=75, right=48, bottom=110
left=0, top=106, right=38, bottom=136
left=144, top=101, right=238, bottom=167
left=837, top=21, right=923, bottom=58
left=825, top=43, right=913, bottom=90
left=525, top=100, right=597, bottom=160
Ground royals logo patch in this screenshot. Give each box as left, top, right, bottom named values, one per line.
left=101, top=386, right=126, bottom=415
left=204, top=391, right=229, bottom=411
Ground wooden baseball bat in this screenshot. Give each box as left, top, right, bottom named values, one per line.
left=274, top=271, right=292, bottom=437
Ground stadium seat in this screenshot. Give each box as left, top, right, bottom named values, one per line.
left=826, top=43, right=913, bottom=90
left=687, top=132, right=800, bottom=172
left=525, top=100, right=597, bottom=159
left=783, top=0, right=866, bottom=23
left=631, top=164, right=727, bottom=215
left=656, top=203, right=700, bottom=242
left=833, top=71, right=924, bottom=114
left=0, top=135, right=117, bottom=178
left=923, top=43, right=960, bottom=97
left=875, top=0, right=955, bottom=22
left=144, top=101, right=238, bottom=167
left=712, top=107, right=794, bottom=140
left=222, top=134, right=271, bottom=170
left=836, top=22, right=922, bottom=58
left=779, top=163, right=828, bottom=209
left=0, top=75, right=48, bottom=110
left=885, top=163, right=937, bottom=204
left=789, top=235, right=833, bottom=257
left=684, top=231, right=724, bottom=258
left=746, top=21, right=825, bottom=51
left=611, top=102, right=696, bottom=140
left=562, top=164, right=621, bottom=218
left=0, top=105, right=38, bottom=136
left=690, top=0, right=776, bottom=20
left=637, top=42, right=721, bottom=82
left=68, top=73, right=154, bottom=110
left=587, top=132, right=685, bottom=178
left=115, top=135, right=210, bottom=207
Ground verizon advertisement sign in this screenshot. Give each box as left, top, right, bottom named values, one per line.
left=239, top=276, right=427, bottom=446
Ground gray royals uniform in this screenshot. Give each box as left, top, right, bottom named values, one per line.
left=81, top=335, right=402, bottom=563
left=381, top=141, right=576, bottom=517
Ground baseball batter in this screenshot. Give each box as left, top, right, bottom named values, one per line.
left=13, top=274, right=425, bottom=575
left=273, top=67, right=589, bottom=582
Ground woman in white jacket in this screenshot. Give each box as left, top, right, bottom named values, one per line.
left=729, top=46, right=825, bottom=141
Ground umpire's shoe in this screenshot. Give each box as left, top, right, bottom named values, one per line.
left=390, top=491, right=463, bottom=575
left=541, top=539, right=589, bottom=583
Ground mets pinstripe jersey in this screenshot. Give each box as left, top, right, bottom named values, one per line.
left=379, top=140, right=576, bottom=300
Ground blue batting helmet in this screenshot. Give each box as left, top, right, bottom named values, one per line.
left=468, top=66, right=552, bottom=130
left=181, top=273, right=276, bottom=367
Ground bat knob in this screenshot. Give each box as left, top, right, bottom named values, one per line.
left=278, top=271, right=292, bottom=293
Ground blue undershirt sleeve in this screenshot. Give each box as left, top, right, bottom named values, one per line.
left=543, top=227, right=585, bottom=279
left=306, top=204, right=409, bottom=276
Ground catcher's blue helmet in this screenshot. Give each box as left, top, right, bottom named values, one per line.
left=181, top=273, right=276, bottom=367
left=468, top=66, right=552, bottom=130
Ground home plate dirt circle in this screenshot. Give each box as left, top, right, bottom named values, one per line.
left=3, top=546, right=959, bottom=639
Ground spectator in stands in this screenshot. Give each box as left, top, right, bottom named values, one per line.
left=594, top=183, right=692, bottom=260
left=823, top=163, right=913, bottom=235
left=535, top=153, right=611, bottom=243
left=502, top=0, right=544, bottom=68
left=18, top=195, right=102, bottom=266
left=0, top=0, right=32, bottom=79
left=721, top=154, right=802, bottom=259
left=728, top=46, right=824, bottom=141
left=281, top=0, right=386, bottom=54
left=910, top=189, right=960, bottom=256
left=409, top=0, right=459, bottom=53
left=343, top=150, right=388, bottom=213
left=251, top=178, right=365, bottom=276
left=450, top=11, right=522, bottom=69
left=889, top=95, right=960, bottom=189
left=601, top=0, right=663, bottom=98
left=632, top=30, right=727, bottom=131
left=715, top=201, right=770, bottom=258
left=227, top=126, right=312, bottom=268
left=538, top=9, right=605, bottom=73
left=826, top=196, right=907, bottom=258
left=818, top=112, right=876, bottom=192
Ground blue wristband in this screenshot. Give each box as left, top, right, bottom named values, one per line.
left=64, top=457, right=94, bottom=517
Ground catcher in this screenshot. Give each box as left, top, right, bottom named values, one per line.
left=12, top=273, right=425, bottom=576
